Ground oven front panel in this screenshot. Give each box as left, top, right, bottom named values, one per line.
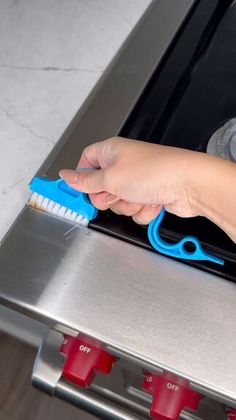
left=1, top=207, right=236, bottom=405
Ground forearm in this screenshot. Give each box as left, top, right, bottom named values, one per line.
left=190, top=153, right=236, bottom=242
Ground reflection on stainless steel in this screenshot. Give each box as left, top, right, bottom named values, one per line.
left=32, top=329, right=65, bottom=394
left=56, top=383, right=140, bottom=420
left=207, top=118, right=236, bottom=162
left=1, top=207, right=236, bottom=407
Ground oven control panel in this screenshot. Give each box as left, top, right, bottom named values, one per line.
left=32, top=329, right=234, bottom=420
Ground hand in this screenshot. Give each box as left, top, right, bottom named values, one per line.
left=59, top=137, right=200, bottom=224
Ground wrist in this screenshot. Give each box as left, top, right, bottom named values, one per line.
left=187, top=152, right=236, bottom=239
left=186, top=152, right=213, bottom=218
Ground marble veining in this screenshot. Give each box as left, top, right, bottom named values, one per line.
left=0, top=0, right=151, bottom=241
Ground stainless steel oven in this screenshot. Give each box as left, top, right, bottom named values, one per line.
left=0, top=1, right=236, bottom=419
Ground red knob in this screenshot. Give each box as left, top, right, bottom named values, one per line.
left=142, top=372, right=201, bottom=420
left=228, top=409, right=236, bottom=420
left=60, top=334, right=116, bottom=387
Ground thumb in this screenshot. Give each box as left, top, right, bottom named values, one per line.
left=59, top=168, right=106, bottom=194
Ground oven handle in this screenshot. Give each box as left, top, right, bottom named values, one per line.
left=55, top=381, right=139, bottom=420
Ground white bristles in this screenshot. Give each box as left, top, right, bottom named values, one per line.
left=47, top=199, right=56, bottom=213
left=41, top=197, right=50, bottom=211
left=31, top=192, right=38, bottom=203
left=28, top=192, right=89, bottom=227
left=51, top=202, right=60, bottom=215
left=57, top=205, right=67, bottom=218
left=37, top=194, right=44, bottom=207
left=64, top=209, right=77, bottom=222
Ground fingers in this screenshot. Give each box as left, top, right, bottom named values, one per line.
left=132, top=204, right=162, bottom=225
left=89, top=192, right=161, bottom=224
left=59, top=167, right=162, bottom=224
left=76, top=138, right=119, bottom=169
left=76, top=141, right=104, bottom=169
left=89, top=193, right=142, bottom=215
left=110, top=201, right=143, bottom=216
left=59, top=168, right=107, bottom=194
left=89, top=192, right=120, bottom=210
left=104, top=198, right=162, bottom=224
left=59, top=137, right=165, bottom=224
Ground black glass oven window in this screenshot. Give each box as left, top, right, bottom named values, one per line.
left=90, top=0, right=236, bottom=282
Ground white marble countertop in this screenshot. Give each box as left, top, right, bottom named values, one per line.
left=0, top=0, right=151, bottom=241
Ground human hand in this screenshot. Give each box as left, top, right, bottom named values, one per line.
left=59, top=137, right=202, bottom=224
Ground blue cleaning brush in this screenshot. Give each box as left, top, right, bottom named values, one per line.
left=29, top=176, right=98, bottom=226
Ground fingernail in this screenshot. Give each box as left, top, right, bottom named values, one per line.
left=59, top=169, right=79, bottom=183
left=104, top=193, right=119, bottom=205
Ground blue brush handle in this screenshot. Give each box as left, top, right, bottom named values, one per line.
left=29, top=176, right=98, bottom=221
left=148, top=209, right=224, bottom=265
